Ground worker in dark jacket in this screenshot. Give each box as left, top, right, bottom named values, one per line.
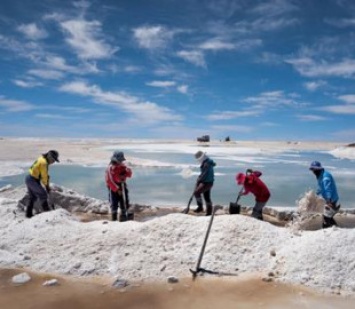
left=236, top=169, right=270, bottom=221
left=105, top=151, right=132, bottom=221
left=24, top=150, right=60, bottom=218
left=193, top=151, right=216, bottom=216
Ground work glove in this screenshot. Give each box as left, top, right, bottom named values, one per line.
left=326, top=200, right=336, bottom=210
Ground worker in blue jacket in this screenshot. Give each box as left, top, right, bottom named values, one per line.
left=309, top=161, right=340, bottom=228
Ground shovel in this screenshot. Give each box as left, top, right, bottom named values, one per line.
left=229, top=186, right=244, bottom=215
left=119, top=182, right=134, bottom=222
left=182, top=193, right=194, bottom=214
left=182, top=182, right=199, bottom=214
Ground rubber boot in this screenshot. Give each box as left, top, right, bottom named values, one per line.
left=206, top=204, right=212, bottom=216
left=194, top=198, right=204, bottom=213
left=252, top=209, right=263, bottom=221
left=41, top=200, right=50, bottom=212
left=119, top=213, right=127, bottom=222
left=112, top=212, right=118, bottom=221
left=194, top=204, right=204, bottom=213
left=26, top=200, right=34, bottom=218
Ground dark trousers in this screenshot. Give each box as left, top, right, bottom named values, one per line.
left=108, top=184, right=129, bottom=215
left=323, top=216, right=337, bottom=228
left=25, top=175, right=50, bottom=218
left=252, top=201, right=267, bottom=221
left=194, top=182, right=213, bottom=214
left=322, top=202, right=339, bottom=229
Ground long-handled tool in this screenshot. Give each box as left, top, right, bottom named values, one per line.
left=229, top=186, right=244, bottom=214
left=190, top=205, right=218, bottom=279
left=182, top=193, right=194, bottom=214
left=182, top=182, right=199, bottom=214
left=119, top=182, right=134, bottom=222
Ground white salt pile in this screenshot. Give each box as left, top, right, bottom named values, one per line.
left=1, top=194, right=355, bottom=295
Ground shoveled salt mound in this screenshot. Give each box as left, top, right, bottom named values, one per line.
left=1, top=197, right=355, bottom=295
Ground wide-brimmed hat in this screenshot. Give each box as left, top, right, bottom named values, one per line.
left=194, top=151, right=205, bottom=160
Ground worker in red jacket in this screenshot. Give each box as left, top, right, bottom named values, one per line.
left=105, top=151, right=132, bottom=221
left=236, top=170, right=270, bottom=221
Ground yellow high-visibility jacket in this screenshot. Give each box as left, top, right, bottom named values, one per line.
left=29, top=156, right=49, bottom=186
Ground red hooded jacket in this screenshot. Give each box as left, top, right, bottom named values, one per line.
left=105, top=163, right=132, bottom=192
left=243, top=171, right=270, bottom=203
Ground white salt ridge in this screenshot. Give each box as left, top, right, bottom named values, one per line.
left=329, top=147, right=355, bottom=160
left=1, top=196, right=355, bottom=295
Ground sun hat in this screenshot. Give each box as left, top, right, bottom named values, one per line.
left=111, top=151, right=126, bottom=163
left=47, top=150, right=60, bottom=162
left=194, top=151, right=205, bottom=160
left=309, top=161, right=323, bottom=170
left=236, top=173, right=246, bottom=185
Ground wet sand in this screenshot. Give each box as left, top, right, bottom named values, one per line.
left=1, top=268, right=354, bottom=309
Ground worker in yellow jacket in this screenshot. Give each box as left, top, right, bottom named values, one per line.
left=24, top=150, right=60, bottom=218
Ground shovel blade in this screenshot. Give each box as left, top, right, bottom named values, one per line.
left=229, top=202, right=241, bottom=215
left=181, top=208, right=189, bottom=214
left=119, top=213, right=134, bottom=222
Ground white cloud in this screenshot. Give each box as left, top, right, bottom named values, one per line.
left=146, top=81, right=176, bottom=87
left=12, top=79, right=43, bottom=88
left=60, top=19, right=118, bottom=59
left=124, top=65, right=142, bottom=73
left=177, top=50, right=206, bottom=67
left=304, top=80, right=327, bottom=91
left=199, top=39, right=235, bottom=51
left=17, top=23, right=48, bottom=40
left=59, top=81, right=182, bottom=124
left=133, top=25, right=174, bottom=49
left=0, top=96, right=34, bottom=112
left=261, top=122, right=278, bottom=127
left=338, top=94, right=355, bottom=104
left=243, top=90, right=305, bottom=109
left=256, top=52, right=284, bottom=65
left=235, top=18, right=298, bottom=33
left=250, top=0, right=299, bottom=17
left=35, top=113, right=79, bottom=120
left=177, top=85, right=188, bottom=94
left=297, top=115, right=327, bottom=121
left=73, top=0, right=91, bottom=9
left=320, top=105, right=355, bottom=114
left=199, top=38, right=262, bottom=51
left=234, top=0, right=299, bottom=33
left=286, top=57, right=355, bottom=78
left=206, top=110, right=261, bottom=120
left=325, top=18, right=355, bottom=28
left=28, top=69, right=64, bottom=80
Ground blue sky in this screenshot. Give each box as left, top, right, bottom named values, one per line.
left=0, top=0, right=355, bottom=141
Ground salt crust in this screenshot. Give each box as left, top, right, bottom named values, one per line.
left=1, top=193, right=355, bottom=295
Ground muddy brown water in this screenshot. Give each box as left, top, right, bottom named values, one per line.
left=1, top=269, right=355, bottom=309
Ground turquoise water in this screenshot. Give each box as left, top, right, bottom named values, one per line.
left=1, top=149, right=354, bottom=208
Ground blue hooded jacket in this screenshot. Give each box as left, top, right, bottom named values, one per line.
left=316, top=169, right=339, bottom=203
left=197, top=157, right=216, bottom=184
